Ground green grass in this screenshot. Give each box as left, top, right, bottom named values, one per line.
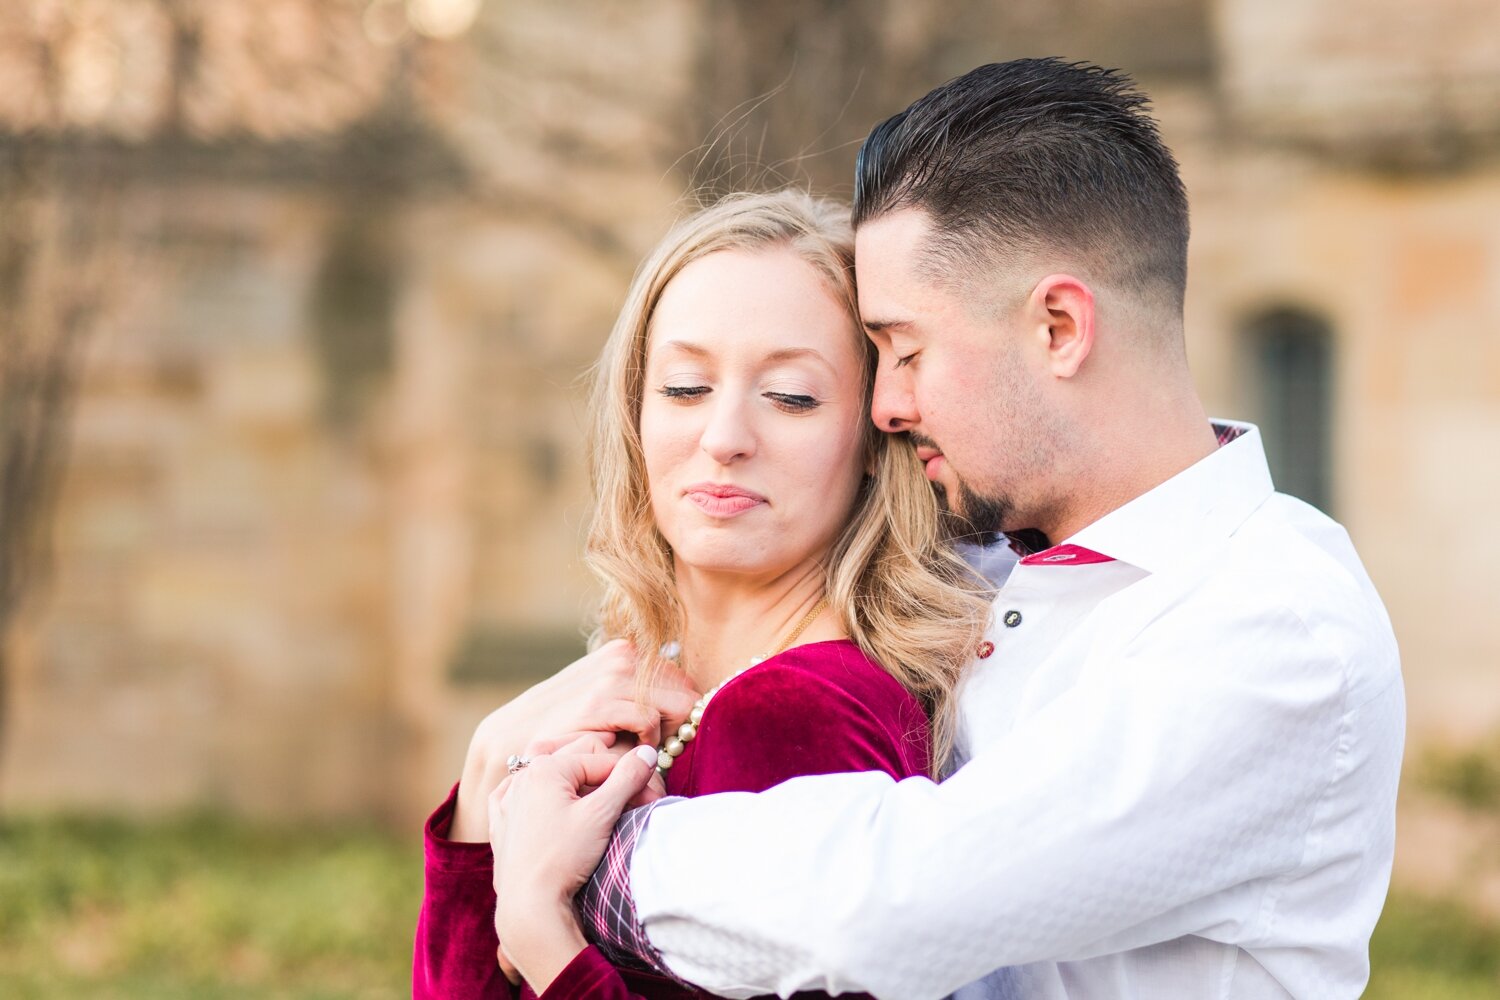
left=1, top=813, right=1497, bottom=997
left=0, top=812, right=422, bottom=999
left=1420, top=739, right=1500, bottom=814
left=1366, top=892, right=1500, bottom=999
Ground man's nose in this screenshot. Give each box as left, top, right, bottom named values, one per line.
left=870, top=368, right=918, bottom=433
left=700, top=397, right=756, bottom=464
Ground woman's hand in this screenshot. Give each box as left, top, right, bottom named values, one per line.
left=448, top=640, right=695, bottom=841
left=489, top=745, right=661, bottom=992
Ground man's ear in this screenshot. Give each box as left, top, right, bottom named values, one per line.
left=1029, top=274, right=1095, bottom=379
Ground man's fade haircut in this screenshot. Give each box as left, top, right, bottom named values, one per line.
left=852, top=58, right=1190, bottom=314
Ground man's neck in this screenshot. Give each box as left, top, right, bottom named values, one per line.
left=1038, top=398, right=1219, bottom=545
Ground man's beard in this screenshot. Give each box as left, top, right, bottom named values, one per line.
left=933, top=477, right=1012, bottom=542
left=908, top=430, right=1014, bottom=540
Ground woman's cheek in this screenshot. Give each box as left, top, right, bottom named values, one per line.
left=799, top=418, right=863, bottom=530
left=641, top=407, right=695, bottom=478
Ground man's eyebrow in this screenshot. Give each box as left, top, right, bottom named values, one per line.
left=862, top=318, right=914, bottom=334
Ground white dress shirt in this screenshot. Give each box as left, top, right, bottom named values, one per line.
left=629, top=422, right=1404, bottom=999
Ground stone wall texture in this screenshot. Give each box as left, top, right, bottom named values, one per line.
left=1, top=0, right=1497, bottom=906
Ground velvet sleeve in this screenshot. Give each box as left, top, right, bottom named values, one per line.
left=686, top=655, right=929, bottom=794
left=412, top=783, right=514, bottom=1000
left=530, top=945, right=667, bottom=1000
left=413, top=784, right=656, bottom=1000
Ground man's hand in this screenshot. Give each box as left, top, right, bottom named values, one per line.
left=489, top=746, right=661, bottom=992
left=449, top=640, right=695, bottom=841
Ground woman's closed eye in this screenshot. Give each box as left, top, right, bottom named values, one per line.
left=659, top=384, right=818, bottom=412
left=765, top=391, right=819, bottom=413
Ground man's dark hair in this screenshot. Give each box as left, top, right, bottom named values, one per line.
left=853, top=58, right=1189, bottom=312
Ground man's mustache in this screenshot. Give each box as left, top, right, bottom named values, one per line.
left=906, top=431, right=941, bottom=452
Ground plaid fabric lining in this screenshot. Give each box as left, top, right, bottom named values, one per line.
left=1213, top=421, right=1247, bottom=446
left=576, top=799, right=684, bottom=979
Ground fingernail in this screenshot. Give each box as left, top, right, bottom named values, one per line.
left=633, top=745, right=658, bottom=767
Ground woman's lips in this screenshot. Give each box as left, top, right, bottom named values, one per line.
left=684, top=484, right=766, bottom=518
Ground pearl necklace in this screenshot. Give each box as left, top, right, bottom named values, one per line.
left=656, top=598, right=827, bottom=775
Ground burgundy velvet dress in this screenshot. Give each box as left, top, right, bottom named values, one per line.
left=412, top=638, right=931, bottom=1000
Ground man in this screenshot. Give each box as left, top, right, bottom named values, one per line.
left=496, top=58, right=1404, bottom=998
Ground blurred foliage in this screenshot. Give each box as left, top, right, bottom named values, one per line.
left=1421, top=739, right=1500, bottom=814
left=0, top=813, right=420, bottom=999
left=310, top=208, right=398, bottom=430
left=1366, top=892, right=1500, bottom=999
left=1, top=813, right=1498, bottom=998
left=448, top=625, right=586, bottom=684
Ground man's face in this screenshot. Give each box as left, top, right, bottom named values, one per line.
left=855, top=209, right=1060, bottom=536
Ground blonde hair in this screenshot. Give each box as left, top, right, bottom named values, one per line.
left=585, top=189, right=990, bottom=773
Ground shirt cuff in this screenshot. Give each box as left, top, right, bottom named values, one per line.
left=575, top=798, right=685, bottom=979
left=425, top=782, right=496, bottom=874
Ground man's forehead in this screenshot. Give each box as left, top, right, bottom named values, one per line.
left=855, top=209, right=947, bottom=331
left=856, top=209, right=1036, bottom=329
left=854, top=208, right=936, bottom=273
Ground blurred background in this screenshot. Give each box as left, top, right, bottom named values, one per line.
left=1, top=0, right=1497, bottom=996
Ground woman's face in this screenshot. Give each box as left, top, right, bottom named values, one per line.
left=640, top=247, right=869, bottom=584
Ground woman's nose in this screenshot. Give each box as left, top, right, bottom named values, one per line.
left=699, top=396, right=756, bottom=465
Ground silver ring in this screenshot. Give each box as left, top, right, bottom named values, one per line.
left=506, top=753, right=532, bottom=775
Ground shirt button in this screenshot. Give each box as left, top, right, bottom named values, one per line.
left=976, top=640, right=995, bottom=659
left=1003, top=610, right=1022, bottom=628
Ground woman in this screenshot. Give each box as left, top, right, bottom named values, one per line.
left=413, top=190, right=990, bottom=998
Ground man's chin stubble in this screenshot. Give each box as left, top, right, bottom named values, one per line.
left=933, top=480, right=1012, bottom=541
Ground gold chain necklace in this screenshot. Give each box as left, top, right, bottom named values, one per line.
left=656, top=597, right=827, bottom=775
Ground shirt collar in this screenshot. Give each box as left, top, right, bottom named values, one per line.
left=1039, top=419, right=1274, bottom=575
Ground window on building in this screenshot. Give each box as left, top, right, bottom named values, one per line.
left=1243, top=307, right=1335, bottom=513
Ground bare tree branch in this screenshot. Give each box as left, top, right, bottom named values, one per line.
left=0, top=144, right=117, bottom=775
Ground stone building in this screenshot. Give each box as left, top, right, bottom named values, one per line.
left=1, top=0, right=1497, bottom=907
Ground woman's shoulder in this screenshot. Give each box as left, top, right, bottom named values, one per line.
left=729, top=638, right=917, bottom=706
left=686, top=639, right=931, bottom=792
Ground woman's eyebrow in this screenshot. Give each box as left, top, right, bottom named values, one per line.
left=760, top=347, right=834, bottom=369
left=657, top=339, right=711, bottom=357
left=653, top=340, right=835, bottom=373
